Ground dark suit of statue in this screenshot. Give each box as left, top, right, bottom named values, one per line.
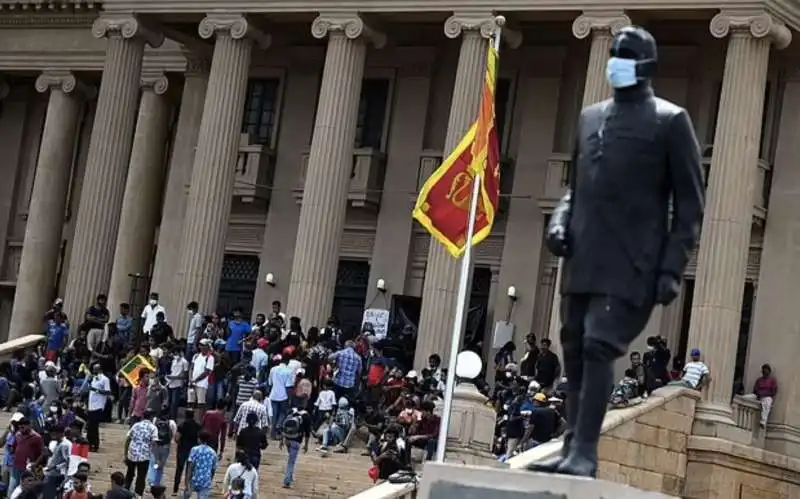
left=529, top=26, right=705, bottom=478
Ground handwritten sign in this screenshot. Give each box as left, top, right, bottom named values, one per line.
left=362, top=308, right=390, bottom=339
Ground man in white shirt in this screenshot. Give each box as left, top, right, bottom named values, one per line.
left=167, top=346, right=189, bottom=420
left=87, top=364, right=110, bottom=451
left=672, top=348, right=711, bottom=390
left=141, top=292, right=167, bottom=335
left=189, top=340, right=215, bottom=413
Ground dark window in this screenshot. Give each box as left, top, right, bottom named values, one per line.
left=355, top=79, right=390, bottom=149
left=495, top=78, right=512, bottom=153
left=241, top=79, right=281, bottom=145
left=758, top=81, right=771, bottom=159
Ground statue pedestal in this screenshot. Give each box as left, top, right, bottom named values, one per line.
left=418, top=462, right=678, bottom=499
left=435, top=382, right=497, bottom=466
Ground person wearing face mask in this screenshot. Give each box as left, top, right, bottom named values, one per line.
left=186, top=302, right=204, bottom=360
left=141, top=293, right=166, bottom=336
left=531, top=26, right=703, bottom=479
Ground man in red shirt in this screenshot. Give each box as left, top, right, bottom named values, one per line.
left=408, top=401, right=440, bottom=461
left=746, top=363, right=778, bottom=428
left=11, top=418, right=44, bottom=487
left=201, top=399, right=227, bottom=456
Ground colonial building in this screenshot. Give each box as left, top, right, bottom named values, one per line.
left=0, top=0, right=800, bottom=461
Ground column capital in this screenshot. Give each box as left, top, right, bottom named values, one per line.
left=444, top=13, right=522, bottom=48
left=710, top=10, right=792, bottom=49
left=92, top=16, right=164, bottom=48
left=572, top=10, right=631, bottom=39
left=141, top=71, right=169, bottom=95
left=311, top=12, right=386, bottom=48
left=35, top=70, right=94, bottom=98
left=198, top=14, right=271, bottom=50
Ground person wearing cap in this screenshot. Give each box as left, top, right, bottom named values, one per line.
left=519, top=392, right=559, bottom=452
left=250, top=339, right=269, bottom=379
left=42, top=424, right=71, bottom=499
left=671, top=348, right=711, bottom=391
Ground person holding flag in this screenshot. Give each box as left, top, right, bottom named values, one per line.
left=412, top=16, right=505, bottom=463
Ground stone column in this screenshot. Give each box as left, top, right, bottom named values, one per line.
left=687, top=11, right=790, bottom=426
left=173, top=15, right=270, bottom=330
left=107, top=72, right=172, bottom=315
left=150, top=54, right=209, bottom=321
left=414, top=14, right=501, bottom=368
left=546, top=11, right=631, bottom=360
left=8, top=72, right=91, bottom=340
left=285, top=13, right=385, bottom=326
left=746, top=77, right=800, bottom=457
left=63, top=16, right=163, bottom=322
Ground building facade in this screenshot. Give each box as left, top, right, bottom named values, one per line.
left=1, top=0, right=800, bottom=459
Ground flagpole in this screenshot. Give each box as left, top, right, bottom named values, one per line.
left=435, top=17, right=504, bottom=464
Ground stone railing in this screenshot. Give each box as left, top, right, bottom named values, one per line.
left=233, top=133, right=275, bottom=204
left=295, top=147, right=386, bottom=210
left=0, top=241, right=22, bottom=285
left=731, top=394, right=765, bottom=447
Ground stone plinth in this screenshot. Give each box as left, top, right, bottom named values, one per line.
left=440, top=382, right=497, bottom=465
left=417, top=462, right=678, bottom=498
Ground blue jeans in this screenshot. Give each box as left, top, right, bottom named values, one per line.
left=284, top=440, right=300, bottom=486
left=209, top=380, right=227, bottom=406
left=185, top=343, right=196, bottom=362
left=8, top=470, right=20, bottom=494
left=149, top=444, right=171, bottom=485
left=270, top=399, right=288, bottom=438
left=322, top=424, right=347, bottom=448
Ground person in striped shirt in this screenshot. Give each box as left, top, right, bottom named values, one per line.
left=671, top=349, right=711, bottom=390
left=233, top=391, right=269, bottom=436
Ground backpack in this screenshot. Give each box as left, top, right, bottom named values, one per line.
left=156, top=419, right=172, bottom=445
left=282, top=411, right=304, bottom=440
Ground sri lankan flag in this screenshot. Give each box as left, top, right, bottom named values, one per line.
left=119, top=354, right=156, bottom=387
left=413, top=45, right=501, bottom=257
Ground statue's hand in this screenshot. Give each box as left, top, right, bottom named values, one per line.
left=545, top=224, right=570, bottom=258
left=655, top=273, right=681, bottom=305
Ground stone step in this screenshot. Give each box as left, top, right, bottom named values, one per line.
left=0, top=413, right=374, bottom=498
left=417, top=462, right=679, bottom=499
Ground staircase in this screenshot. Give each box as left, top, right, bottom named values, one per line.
left=0, top=413, right=375, bottom=498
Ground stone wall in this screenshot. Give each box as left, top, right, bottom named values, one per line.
left=684, top=436, right=800, bottom=499
left=595, top=388, right=699, bottom=496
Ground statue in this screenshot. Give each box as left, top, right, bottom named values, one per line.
left=529, top=26, right=705, bottom=477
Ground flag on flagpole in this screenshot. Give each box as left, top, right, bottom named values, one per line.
left=413, top=45, right=501, bottom=258
left=119, top=354, right=156, bottom=387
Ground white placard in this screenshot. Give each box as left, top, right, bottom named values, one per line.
left=362, top=308, right=390, bottom=339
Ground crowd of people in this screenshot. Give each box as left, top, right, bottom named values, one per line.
left=8, top=290, right=722, bottom=499
left=0, top=292, right=462, bottom=499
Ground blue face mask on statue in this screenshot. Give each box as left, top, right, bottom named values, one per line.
left=606, top=57, right=638, bottom=88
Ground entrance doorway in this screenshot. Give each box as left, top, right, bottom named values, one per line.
left=332, top=260, right=370, bottom=334
left=217, top=254, right=260, bottom=319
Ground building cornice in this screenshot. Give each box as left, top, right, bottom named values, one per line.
left=96, top=0, right=800, bottom=28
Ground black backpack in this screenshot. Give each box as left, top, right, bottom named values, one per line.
left=282, top=411, right=304, bottom=440
left=156, top=419, right=172, bottom=445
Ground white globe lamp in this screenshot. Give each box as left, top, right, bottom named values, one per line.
left=455, top=350, right=483, bottom=381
